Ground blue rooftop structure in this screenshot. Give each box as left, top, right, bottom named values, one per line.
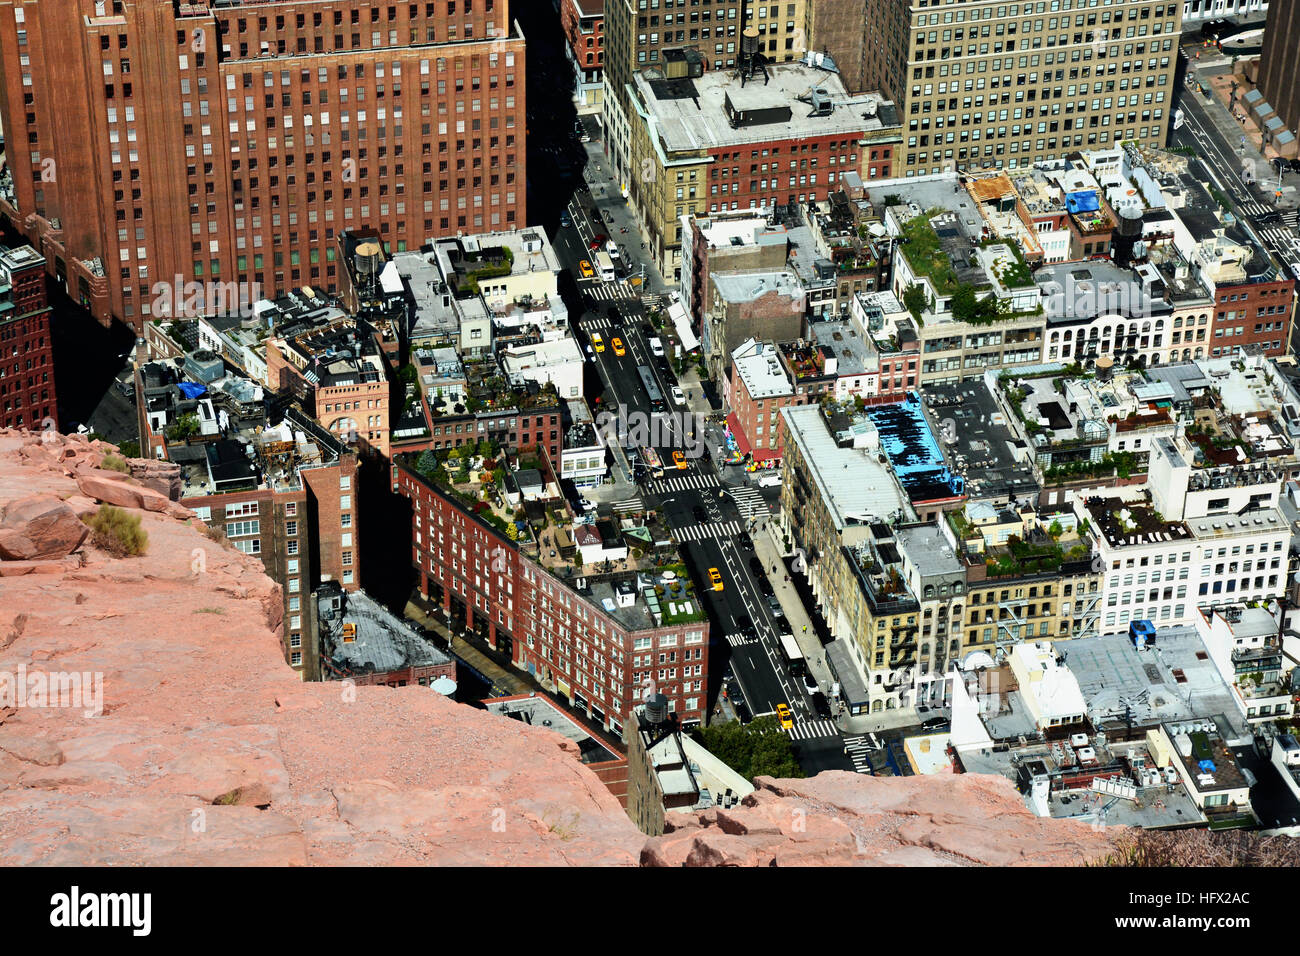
left=866, top=393, right=964, bottom=504
left=1066, top=190, right=1100, bottom=214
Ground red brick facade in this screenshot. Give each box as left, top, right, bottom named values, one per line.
left=0, top=0, right=527, bottom=332
left=1209, top=279, right=1295, bottom=359
left=0, top=245, right=56, bottom=432
left=396, top=460, right=710, bottom=733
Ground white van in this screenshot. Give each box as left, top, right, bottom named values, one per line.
left=648, top=337, right=665, bottom=357
left=757, top=473, right=782, bottom=488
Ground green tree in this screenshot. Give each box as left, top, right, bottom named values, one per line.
left=166, top=413, right=200, bottom=442
left=902, top=283, right=929, bottom=321
left=1047, top=519, right=1063, bottom=539
left=416, top=449, right=441, bottom=477
left=696, top=715, right=804, bottom=781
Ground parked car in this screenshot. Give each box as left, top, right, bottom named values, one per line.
left=921, top=716, right=950, bottom=731
left=755, top=575, right=774, bottom=597
left=749, top=555, right=766, bottom=577
left=738, top=534, right=754, bottom=553
left=776, top=617, right=793, bottom=636
left=648, top=337, right=665, bottom=357
left=766, top=593, right=784, bottom=618
left=802, top=671, right=819, bottom=696
left=671, top=385, right=686, bottom=405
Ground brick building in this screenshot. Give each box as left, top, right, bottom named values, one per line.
left=627, top=61, right=900, bottom=281
left=724, top=339, right=805, bottom=465
left=1258, top=1, right=1300, bottom=141
left=0, top=244, right=56, bottom=432
left=395, top=458, right=710, bottom=735
left=137, top=359, right=361, bottom=677
left=0, top=0, right=527, bottom=332
left=851, top=0, right=1182, bottom=177
left=561, top=0, right=605, bottom=112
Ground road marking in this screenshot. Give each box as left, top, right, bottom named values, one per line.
left=673, top=519, right=741, bottom=543
left=725, top=485, right=770, bottom=518
left=650, top=473, right=719, bottom=493
left=786, top=718, right=840, bottom=741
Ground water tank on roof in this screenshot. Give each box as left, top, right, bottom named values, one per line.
left=354, top=240, right=384, bottom=292
left=644, top=693, right=670, bottom=725
left=741, top=26, right=760, bottom=57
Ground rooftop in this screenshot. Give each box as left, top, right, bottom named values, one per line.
left=711, top=270, right=804, bottom=304
left=484, top=694, right=621, bottom=765
left=781, top=404, right=909, bottom=530
left=922, top=381, right=1039, bottom=500
left=732, top=341, right=794, bottom=399
left=865, top=394, right=964, bottom=505
left=316, top=585, right=452, bottom=681
left=635, top=63, right=897, bottom=154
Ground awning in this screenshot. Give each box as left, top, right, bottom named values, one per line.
left=751, top=445, right=780, bottom=464
left=669, top=300, right=700, bottom=351
left=725, top=413, right=753, bottom=457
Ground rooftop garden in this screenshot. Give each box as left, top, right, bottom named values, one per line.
left=979, top=238, right=1035, bottom=289
left=898, top=208, right=962, bottom=296
left=457, top=245, right=515, bottom=296
left=1043, top=451, right=1140, bottom=483
left=985, top=535, right=1064, bottom=577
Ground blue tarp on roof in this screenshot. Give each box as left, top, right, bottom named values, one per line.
left=1066, top=190, right=1100, bottom=214
left=178, top=382, right=207, bottom=399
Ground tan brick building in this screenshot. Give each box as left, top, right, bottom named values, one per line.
left=846, top=0, right=1182, bottom=177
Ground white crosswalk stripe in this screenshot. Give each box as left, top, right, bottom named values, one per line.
left=723, top=632, right=760, bottom=648
left=1257, top=225, right=1299, bottom=253
left=726, top=485, right=770, bottom=518
left=674, top=520, right=741, bottom=543
left=786, top=718, right=840, bottom=741
left=1239, top=200, right=1269, bottom=219
left=1282, top=210, right=1300, bottom=229
left=611, top=496, right=643, bottom=514
left=649, top=473, right=719, bottom=494
left=842, top=735, right=875, bottom=774
left=584, top=280, right=637, bottom=302
left=582, top=315, right=613, bottom=332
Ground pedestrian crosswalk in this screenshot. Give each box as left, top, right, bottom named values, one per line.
left=1282, top=210, right=1300, bottom=229
left=1238, top=199, right=1270, bottom=219
left=611, top=495, right=643, bottom=515
left=787, top=718, right=840, bottom=741
left=649, top=473, right=719, bottom=494
left=842, top=735, right=875, bottom=774
left=674, top=519, right=742, bottom=543
left=584, top=280, right=637, bottom=302
left=726, top=485, right=770, bottom=519
left=723, top=632, right=760, bottom=648
left=1257, top=225, right=1300, bottom=257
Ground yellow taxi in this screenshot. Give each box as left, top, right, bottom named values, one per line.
left=672, top=449, right=687, bottom=470
left=612, top=337, right=626, bottom=356
left=708, top=567, right=724, bottom=591
left=775, top=703, right=793, bottom=730
left=579, top=259, right=594, bottom=279
left=592, top=333, right=605, bottom=353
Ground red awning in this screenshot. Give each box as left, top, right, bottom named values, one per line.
left=725, top=412, right=753, bottom=457
left=751, top=445, right=780, bottom=464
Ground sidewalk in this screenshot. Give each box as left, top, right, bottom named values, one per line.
left=404, top=598, right=536, bottom=699
left=1198, top=65, right=1300, bottom=209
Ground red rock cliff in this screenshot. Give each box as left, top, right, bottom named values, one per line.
left=0, top=429, right=1122, bottom=866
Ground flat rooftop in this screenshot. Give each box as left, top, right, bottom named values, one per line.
left=866, top=394, right=964, bottom=504
left=711, top=270, right=803, bottom=304
left=895, top=524, right=963, bottom=578
left=318, top=586, right=452, bottom=679
left=636, top=62, right=897, bottom=153
left=781, top=404, right=909, bottom=530
left=732, top=343, right=793, bottom=399
left=1064, top=629, right=1246, bottom=739
left=484, top=694, right=620, bottom=764
left=922, top=381, right=1039, bottom=501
